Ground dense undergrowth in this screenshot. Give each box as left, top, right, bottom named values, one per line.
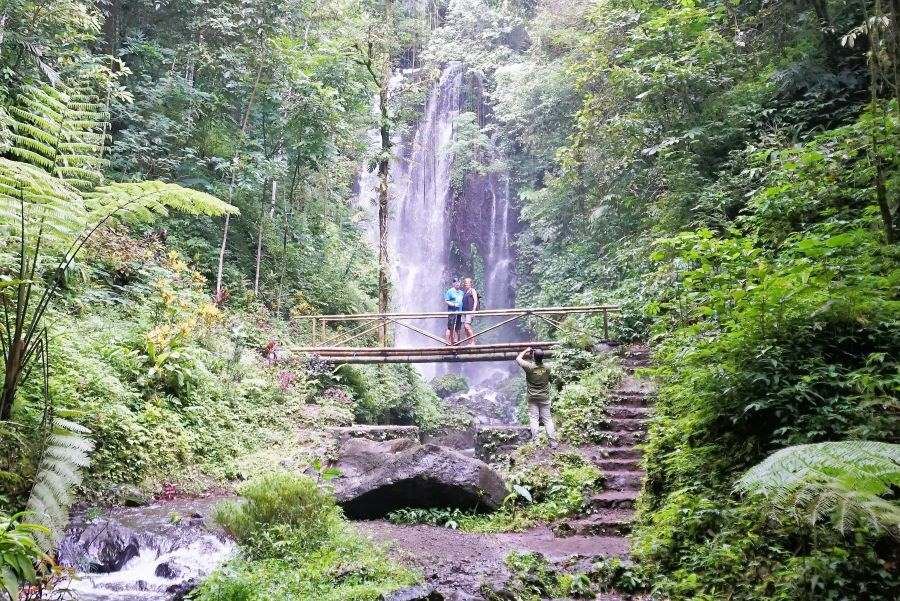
left=0, top=226, right=451, bottom=508
left=495, top=0, right=900, bottom=599
left=195, top=472, right=418, bottom=601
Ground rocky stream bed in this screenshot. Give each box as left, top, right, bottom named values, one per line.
left=60, top=346, right=653, bottom=600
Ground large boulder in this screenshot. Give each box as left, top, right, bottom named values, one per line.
left=332, top=438, right=507, bottom=518
left=58, top=519, right=142, bottom=573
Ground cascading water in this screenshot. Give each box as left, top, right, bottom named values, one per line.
left=353, top=61, right=520, bottom=408
left=59, top=498, right=234, bottom=600
left=389, top=63, right=464, bottom=354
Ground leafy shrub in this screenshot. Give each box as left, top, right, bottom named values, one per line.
left=490, top=551, right=600, bottom=600
left=0, top=511, right=50, bottom=599
left=337, top=364, right=449, bottom=432
left=196, top=472, right=419, bottom=601
left=552, top=356, right=621, bottom=445
left=430, top=373, right=469, bottom=398
left=214, top=472, right=342, bottom=559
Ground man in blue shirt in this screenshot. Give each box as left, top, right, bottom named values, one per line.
left=444, top=279, right=464, bottom=345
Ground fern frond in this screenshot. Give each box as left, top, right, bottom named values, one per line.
left=736, top=441, right=900, bottom=536
left=7, top=82, right=107, bottom=190
left=87, top=181, right=240, bottom=222
left=26, top=417, right=95, bottom=551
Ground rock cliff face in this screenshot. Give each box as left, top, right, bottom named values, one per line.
left=331, top=437, right=507, bottom=518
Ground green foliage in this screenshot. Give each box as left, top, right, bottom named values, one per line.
left=736, top=441, right=900, bottom=536
left=448, top=112, right=502, bottom=193
left=550, top=350, right=621, bottom=445
left=429, top=373, right=469, bottom=398
left=494, top=551, right=574, bottom=600
left=386, top=507, right=474, bottom=530
left=214, top=472, right=343, bottom=559
left=0, top=511, right=50, bottom=601
left=196, top=472, right=419, bottom=601
left=336, top=363, right=449, bottom=432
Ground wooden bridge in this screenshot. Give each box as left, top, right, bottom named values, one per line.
left=292, top=305, right=619, bottom=363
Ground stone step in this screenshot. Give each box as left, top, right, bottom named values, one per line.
left=607, top=417, right=648, bottom=432
left=590, top=490, right=639, bottom=509
left=596, top=458, right=642, bottom=471
left=554, top=508, right=635, bottom=536
left=609, top=394, right=652, bottom=407
left=606, top=405, right=652, bottom=419
left=584, top=446, right=642, bottom=461
left=596, top=430, right=645, bottom=446
left=603, top=470, right=644, bottom=491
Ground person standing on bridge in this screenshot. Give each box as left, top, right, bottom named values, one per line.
left=444, top=278, right=464, bottom=345
left=461, top=277, right=479, bottom=346
left=516, top=347, right=557, bottom=448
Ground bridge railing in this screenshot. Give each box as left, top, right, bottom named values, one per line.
left=292, top=304, right=620, bottom=351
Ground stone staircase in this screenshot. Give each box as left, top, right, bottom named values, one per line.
left=555, top=344, right=653, bottom=538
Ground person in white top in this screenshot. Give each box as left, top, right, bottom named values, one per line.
left=461, top=277, right=479, bottom=346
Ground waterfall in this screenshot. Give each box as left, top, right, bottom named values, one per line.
left=353, top=61, right=518, bottom=384
left=390, top=62, right=464, bottom=352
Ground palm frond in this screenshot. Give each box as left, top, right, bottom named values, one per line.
left=736, top=441, right=900, bottom=537
left=26, top=417, right=95, bottom=551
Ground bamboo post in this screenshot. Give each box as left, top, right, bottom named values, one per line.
left=603, top=310, right=609, bottom=340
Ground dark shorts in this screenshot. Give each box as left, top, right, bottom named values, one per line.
left=447, top=313, right=462, bottom=330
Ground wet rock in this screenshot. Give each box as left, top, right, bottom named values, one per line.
left=448, top=383, right=518, bottom=426
left=332, top=438, right=507, bottom=518
left=381, top=584, right=444, bottom=601
left=423, top=427, right=476, bottom=450
left=59, top=519, right=142, bottom=573
left=155, top=559, right=185, bottom=579
left=167, top=577, right=200, bottom=600
left=328, top=425, right=421, bottom=444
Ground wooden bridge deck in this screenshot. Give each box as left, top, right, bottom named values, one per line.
left=292, top=341, right=559, bottom=363
left=292, top=305, right=619, bottom=364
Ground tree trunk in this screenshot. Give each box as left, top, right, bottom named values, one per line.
left=376, top=0, right=394, bottom=345
left=254, top=180, right=276, bottom=295
left=377, top=83, right=390, bottom=344
left=215, top=212, right=230, bottom=299
left=0, top=338, right=24, bottom=420
left=0, top=12, right=8, bottom=53
left=808, top=0, right=839, bottom=69
left=102, top=0, right=123, bottom=56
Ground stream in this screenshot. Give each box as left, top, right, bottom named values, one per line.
left=59, top=497, right=234, bottom=600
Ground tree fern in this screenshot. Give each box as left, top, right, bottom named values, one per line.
left=736, top=441, right=900, bottom=537
left=26, top=414, right=94, bottom=551
left=0, top=76, right=238, bottom=425
left=7, top=82, right=108, bottom=191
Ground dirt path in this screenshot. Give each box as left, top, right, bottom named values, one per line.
left=356, top=345, right=654, bottom=600
left=356, top=520, right=629, bottom=596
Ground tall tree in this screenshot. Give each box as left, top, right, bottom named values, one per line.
left=353, top=0, right=395, bottom=343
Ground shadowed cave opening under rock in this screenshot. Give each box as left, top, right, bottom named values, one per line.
left=340, top=476, right=493, bottom=519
